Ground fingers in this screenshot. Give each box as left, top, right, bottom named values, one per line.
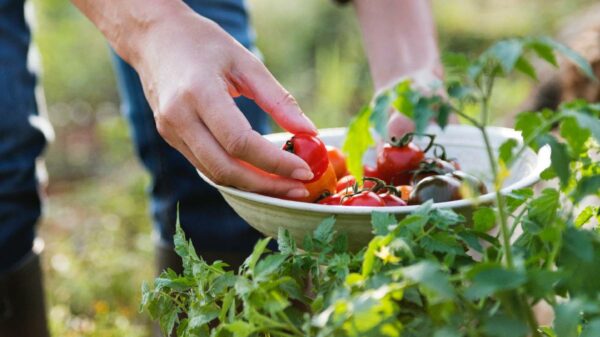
left=231, top=55, right=317, bottom=135
left=179, top=119, right=309, bottom=198
left=190, top=85, right=314, bottom=181
left=387, top=112, right=416, bottom=141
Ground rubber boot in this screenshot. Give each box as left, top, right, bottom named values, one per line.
left=0, top=251, right=50, bottom=337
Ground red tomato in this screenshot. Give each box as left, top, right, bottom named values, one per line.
left=317, top=193, right=343, bottom=205
left=299, top=163, right=337, bottom=203
left=363, top=165, right=380, bottom=178
left=378, top=192, right=407, bottom=206
left=326, top=146, right=348, bottom=179
left=376, top=142, right=424, bottom=185
left=341, top=191, right=385, bottom=207
left=336, top=175, right=356, bottom=193
left=283, top=133, right=329, bottom=182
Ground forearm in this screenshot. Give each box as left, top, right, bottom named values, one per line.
left=353, top=0, right=442, bottom=91
left=70, top=0, right=190, bottom=65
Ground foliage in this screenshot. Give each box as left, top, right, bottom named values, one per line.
left=142, top=36, right=600, bottom=336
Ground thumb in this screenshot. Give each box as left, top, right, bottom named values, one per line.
left=232, top=55, right=317, bottom=135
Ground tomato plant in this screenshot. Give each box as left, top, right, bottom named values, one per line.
left=142, top=37, right=600, bottom=337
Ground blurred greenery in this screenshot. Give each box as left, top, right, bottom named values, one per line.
left=29, top=0, right=594, bottom=335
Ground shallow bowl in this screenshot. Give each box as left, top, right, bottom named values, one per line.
left=198, top=125, right=550, bottom=250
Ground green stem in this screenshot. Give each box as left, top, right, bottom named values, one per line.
left=518, top=295, right=542, bottom=337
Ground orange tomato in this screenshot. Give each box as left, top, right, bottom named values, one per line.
left=396, top=185, right=413, bottom=201
left=295, top=162, right=337, bottom=203
left=326, top=146, right=348, bottom=179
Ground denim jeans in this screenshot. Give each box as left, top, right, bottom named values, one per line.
left=0, top=0, right=267, bottom=273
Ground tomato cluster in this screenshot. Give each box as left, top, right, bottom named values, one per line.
left=282, top=133, right=487, bottom=206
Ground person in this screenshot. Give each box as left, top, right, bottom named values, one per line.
left=0, top=0, right=441, bottom=336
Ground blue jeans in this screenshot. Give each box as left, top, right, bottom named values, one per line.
left=0, top=0, right=267, bottom=273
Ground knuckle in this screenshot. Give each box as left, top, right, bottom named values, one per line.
left=225, top=129, right=256, bottom=157
left=276, top=91, right=298, bottom=109
left=210, top=164, right=232, bottom=185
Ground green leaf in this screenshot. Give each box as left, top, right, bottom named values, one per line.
left=473, top=207, right=496, bottom=232
left=244, top=237, right=270, bottom=273
left=313, top=216, right=336, bottom=244
left=225, top=321, right=255, bottom=337
left=528, top=39, right=558, bottom=66
left=188, top=303, right=220, bottom=329
left=420, top=232, right=465, bottom=255
left=528, top=188, right=560, bottom=226
left=402, top=261, right=454, bottom=301
left=393, top=80, right=416, bottom=118
left=515, top=56, right=537, bottom=79
left=414, top=98, right=435, bottom=135
left=465, top=263, right=527, bottom=299
left=499, top=139, right=518, bottom=164
left=554, top=300, right=583, bottom=337
left=563, top=109, right=600, bottom=144
left=538, top=134, right=570, bottom=186
left=559, top=117, right=591, bottom=156
left=515, top=112, right=545, bottom=145
left=562, top=227, right=593, bottom=262
left=572, top=175, right=600, bottom=202
left=485, top=39, right=524, bottom=74
left=371, top=93, right=391, bottom=139
left=539, top=37, right=597, bottom=81
left=482, top=314, right=528, bottom=337
left=343, top=106, right=375, bottom=181
left=254, top=254, right=287, bottom=281
left=277, top=228, right=296, bottom=255
left=506, top=188, right=533, bottom=212
left=575, top=206, right=598, bottom=228
left=372, top=212, right=397, bottom=236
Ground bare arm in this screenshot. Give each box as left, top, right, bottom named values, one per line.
left=71, top=0, right=316, bottom=198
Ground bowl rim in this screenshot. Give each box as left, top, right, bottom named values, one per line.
left=197, top=126, right=550, bottom=214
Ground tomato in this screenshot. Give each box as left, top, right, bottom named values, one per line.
left=326, top=146, right=348, bottom=179
left=450, top=171, right=487, bottom=195
left=412, top=158, right=457, bottom=184
left=341, top=191, right=385, bottom=207
left=378, top=192, right=407, bottom=206
left=376, top=142, right=424, bottom=185
left=283, top=133, right=329, bottom=182
left=408, top=175, right=462, bottom=205
left=395, top=185, right=413, bottom=201
left=298, top=162, right=337, bottom=203
left=336, top=175, right=356, bottom=193
left=317, top=192, right=343, bottom=205
left=363, top=165, right=380, bottom=179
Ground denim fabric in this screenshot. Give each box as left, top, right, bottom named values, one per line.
left=112, top=0, right=269, bottom=253
left=0, top=0, right=46, bottom=272
left=0, top=0, right=268, bottom=273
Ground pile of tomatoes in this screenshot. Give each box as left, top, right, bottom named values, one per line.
left=283, top=133, right=487, bottom=207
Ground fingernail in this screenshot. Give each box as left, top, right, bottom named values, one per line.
left=287, top=188, right=309, bottom=199
left=291, top=168, right=314, bottom=181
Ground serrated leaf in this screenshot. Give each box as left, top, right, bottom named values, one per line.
left=277, top=228, right=296, bottom=255
left=420, top=232, right=465, bottom=255
left=473, top=207, right=496, bottom=232
left=244, top=237, right=270, bottom=274
left=372, top=212, right=397, bottom=236
left=465, top=263, right=527, bottom=299
left=485, top=39, right=524, bottom=74
left=343, top=106, right=375, bottom=181
left=254, top=254, right=287, bottom=281
left=371, top=93, right=391, bottom=139
left=528, top=188, right=560, bottom=226
left=188, top=303, right=219, bottom=329
left=515, top=56, right=537, bottom=79
left=313, top=216, right=336, bottom=244
left=402, top=261, right=454, bottom=302
left=563, top=227, right=593, bottom=262
left=540, top=37, right=597, bottom=81
left=538, top=134, right=570, bottom=186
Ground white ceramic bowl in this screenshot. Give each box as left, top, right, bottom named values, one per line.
left=198, top=125, right=550, bottom=250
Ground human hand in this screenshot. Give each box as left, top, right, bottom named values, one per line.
left=128, top=6, right=317, bottom=198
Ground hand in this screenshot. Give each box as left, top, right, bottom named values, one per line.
left=128, top=6, right=317, bottom=198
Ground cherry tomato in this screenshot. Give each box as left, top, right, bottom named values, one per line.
left=378, top=192, right=407, bottom=206
left=412, top=158, right=457, bottom=184
left=376, top=142, right=424, bottom=185
left=408, top=175, right=462, bottom=205
left=395, top=185, right=413, bottom=201
left=326, top=146, right=348, bottom=179
left=317, top=193, right=343, bottom=205
left=341, top=191, right=385, bottom=207
left=363, top=165, right=380, bottom=179
left=283, top=133, right=329, bottom=182
left=450, top=171, right=487, bottom=195
left=336, top=175, right=356, bottom=193
left=299, top=162, right=337, bottom=203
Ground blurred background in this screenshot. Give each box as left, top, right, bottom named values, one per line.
left=33, top=0, right=595, bottom=335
